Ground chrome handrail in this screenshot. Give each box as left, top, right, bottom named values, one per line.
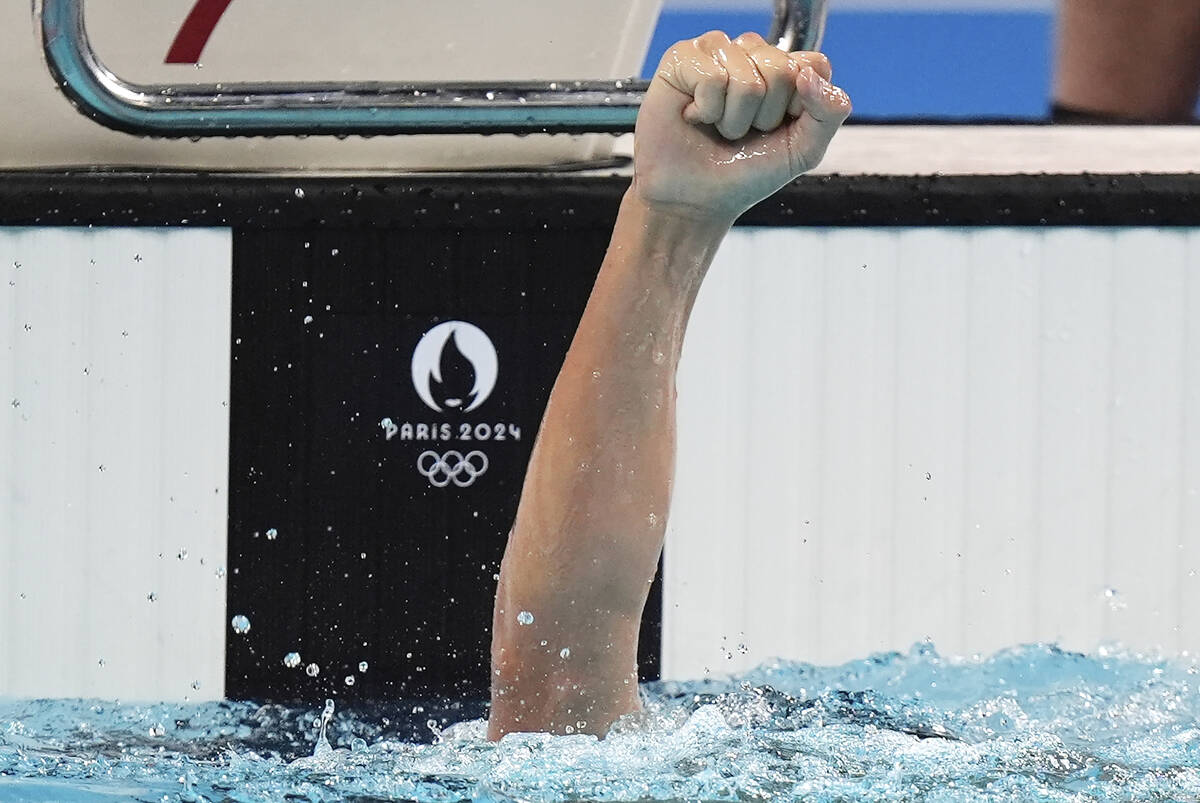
left=36, top=0, right=827, bottom=137
left=771, top=0, right=828, bottom=53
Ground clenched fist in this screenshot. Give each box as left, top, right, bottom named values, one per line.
left=632, top=31, right=852, bottom=224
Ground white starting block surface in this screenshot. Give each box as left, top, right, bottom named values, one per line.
left=1, top=0, right=660, bottom=170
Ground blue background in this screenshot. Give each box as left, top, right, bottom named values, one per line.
left=644, top=9, right=1054, bottom=119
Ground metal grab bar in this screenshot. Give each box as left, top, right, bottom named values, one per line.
left=37, top=0, right=828, bottom=138
left=771, top=0, right=828, bottom=53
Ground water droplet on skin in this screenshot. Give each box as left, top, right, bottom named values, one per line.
left=516, top=611, right=534, bottom=625
left=647, top=512, right=658, bottom=526
left=284, top=652, right=301, bottom=668
left=344, top=674, right=356, bottom=686
left=265, top=528, right=278, bottom=541
left=306, top=663, right=320, bottom=677
left=560, top=647, right=571, bottom=659
left=652, top=350, right=665, bottom=365
left=230, top=614, right=251, bottom=634
left=358, top=661, right=368, bottom=673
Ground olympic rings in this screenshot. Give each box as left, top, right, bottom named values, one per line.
left=417, top=449, right=489, bottom=488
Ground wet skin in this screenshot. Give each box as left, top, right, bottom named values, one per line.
left=487, top=31, right=851, bottom=741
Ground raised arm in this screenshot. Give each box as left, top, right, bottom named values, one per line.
left=488, top=31, right=851, bottom=740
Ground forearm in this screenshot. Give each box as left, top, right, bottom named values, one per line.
left=488, top=190, right=728, bottom=736
left=505, top=190, right=726, bottom=613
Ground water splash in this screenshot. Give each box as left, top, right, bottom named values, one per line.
left=2, top=644, right=1200, bottom=801
left=313, top=698, right=335, bottom=757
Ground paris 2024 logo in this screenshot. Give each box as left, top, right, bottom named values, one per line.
left=380, top=321, right=522, bottom=488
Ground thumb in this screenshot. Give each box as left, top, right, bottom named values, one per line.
left=785, top=66, right=852, bottom=175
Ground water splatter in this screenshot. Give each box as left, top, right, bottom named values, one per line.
left=230, top=615, right=251, bottom=634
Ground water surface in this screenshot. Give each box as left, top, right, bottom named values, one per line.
left=3, top=643, right=1200, bottom=802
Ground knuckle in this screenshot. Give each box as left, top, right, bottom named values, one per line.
left=734, top=72, right=767, bottom=96
left=697, top=30, right=731, bottom=47
left=760, top=50, right=799, bottom=79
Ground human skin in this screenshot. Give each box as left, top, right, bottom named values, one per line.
left=1055, top=0, right=1200, bottom=122
left=487, top=30, right=851, bottom=741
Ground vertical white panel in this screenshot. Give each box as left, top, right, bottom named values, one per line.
left=665, top=226, right=1200, bottom=679
left=739, top=231, right=825, bottom=669
left=1033, top=231, right=1113, bottom=650
left=666, top=234, right=752, bottom=676
left=890, top=230, right=971, bottom=655
left=961, top=230, right=1039, bottom=654
left=1181, top=234, right=1200, bottom=654
left=814, top=232, right=898, bottom=661
left=0, top=228, right=231, bottom=701
left=1104, top=230, right=1187, bottom=651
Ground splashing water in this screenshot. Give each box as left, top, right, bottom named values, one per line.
left=3, top=644, right=1200, bottom=801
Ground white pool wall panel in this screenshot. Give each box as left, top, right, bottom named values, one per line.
left=0, top=228, right=232, bottom=701
left=664, top=226, right=1200, bottom=679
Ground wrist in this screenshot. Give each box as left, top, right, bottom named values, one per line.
left=625, top=180, right=740, bottom=233
left=587, top=186, right=730, bottom=313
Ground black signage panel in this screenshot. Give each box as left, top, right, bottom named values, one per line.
left=227, top=219, right=662, bottom=702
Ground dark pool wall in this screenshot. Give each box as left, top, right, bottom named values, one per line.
left=223, top=182, right=673, bottom=701
left=227, top=224, right=655, bottom=701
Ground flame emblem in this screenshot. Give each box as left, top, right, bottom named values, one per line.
left=410, top=321, right=498, bottom=413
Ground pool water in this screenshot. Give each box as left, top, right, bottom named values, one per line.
left=3, top=642, right=1200, bottom=802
